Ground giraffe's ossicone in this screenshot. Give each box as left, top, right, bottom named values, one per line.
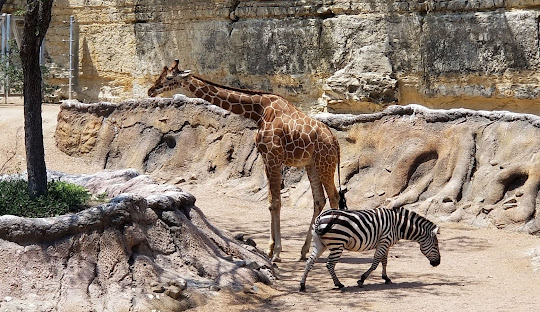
left=149, top=60, right=343, bottom=262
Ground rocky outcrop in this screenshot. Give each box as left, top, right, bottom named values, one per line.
left=13, top=0, right=537, bottom=113
left=56, top=97, right=540, bottom=235
left=0, top=169, right=273, bottom=311
left=55, top=96, right=266, bottom=191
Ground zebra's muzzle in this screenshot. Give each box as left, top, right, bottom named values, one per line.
left=430, top=259, right=440, bottom=267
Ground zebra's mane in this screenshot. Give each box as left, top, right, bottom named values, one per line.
left=396, top=206, right=437, bottom=236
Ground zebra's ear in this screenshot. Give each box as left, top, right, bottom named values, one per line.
left=432, top=226, right=440, bottom=236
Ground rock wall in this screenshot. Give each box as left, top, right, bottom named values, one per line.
left=55, top=98, right=540, bottom=235
left=4, top=1, right=540, bottom=114
left=0, top=169, right=273, bottom=311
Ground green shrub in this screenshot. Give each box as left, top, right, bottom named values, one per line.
left=0, top=179, right=91, bottom=218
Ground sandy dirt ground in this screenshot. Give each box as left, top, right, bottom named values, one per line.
left=1, top=102, right=540, bottom=311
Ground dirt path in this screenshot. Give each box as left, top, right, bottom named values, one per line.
left=1, top=104, right=540, bottom=311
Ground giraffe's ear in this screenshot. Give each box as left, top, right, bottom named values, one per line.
left=172, top=59, right=180, bottom=70
left=157, top=66, right=169, bottom=80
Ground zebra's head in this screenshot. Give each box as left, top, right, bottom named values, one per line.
left=419, top=225, right=440, bottom=267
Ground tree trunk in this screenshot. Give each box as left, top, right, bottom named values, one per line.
left=20, top=0, right=54, bottom=197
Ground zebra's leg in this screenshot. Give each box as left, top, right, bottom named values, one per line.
left=381, top=249, right=392, bottom=284
left=357, top=244, right=389, bottom=287
left=299, top=234, right=326, bottom=292
left=326, top=245, right=345, bottom=289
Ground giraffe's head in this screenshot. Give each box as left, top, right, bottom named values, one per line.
left=148, top=60, right=192, bottom=97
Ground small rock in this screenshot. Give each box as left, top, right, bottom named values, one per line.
left=168, top=278, right=187, bottom=291
left=473, top=197, right=485, bottom=203
left=4, top=296, right=13, bottom=302
left=504, top=198, right=517, bottom=204
left=223, top=255, right=234, bottom=261
left=243, top=285, right=259, bottom=294
left=482, top=207, right=493, bottom=214
left=489, top=159, right=498, bottom=166
left=376, top=190, right=385, bottom=196
left=245, top=260, right=261, bottom=270
left=173, top=177, right=186, bottom=184
left=245, top=238, right=257, bottom=247
left=515, top=191, right=524, bottom=197
left=234, top=233, right=245, bottom=241
left=165, top=285, right=183, bottom=299
left=244, top=245, right=257, bottom=252
left=151, top=283, right=166, bottom=293
left=209, top=285, right=221, bottom=291
left=364, top=192, right=375, bottom=198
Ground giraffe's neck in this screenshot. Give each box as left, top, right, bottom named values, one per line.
left=177, top=75, right=268, bottom=122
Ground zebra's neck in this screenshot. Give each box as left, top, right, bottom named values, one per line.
left=397, top=207, right=435, bottom=241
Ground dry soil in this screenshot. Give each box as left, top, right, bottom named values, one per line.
left=1, top=102, right=539, bottom=311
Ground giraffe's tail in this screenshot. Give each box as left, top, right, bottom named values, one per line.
left=337, top=145, right=348, bottom=210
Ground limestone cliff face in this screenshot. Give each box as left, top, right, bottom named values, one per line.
left=22, top=0, right=540, bottom=113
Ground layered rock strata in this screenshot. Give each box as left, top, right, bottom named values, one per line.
left=6, top=0, right=537, bottom=113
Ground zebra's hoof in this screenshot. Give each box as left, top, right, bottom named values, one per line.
left=357, top=280, right=365, bottom=287
left=299, top=283, right=306, bottom=292
left=384, top=279, right=392, bottom=284
left=334, top=283, right=344, bottom=290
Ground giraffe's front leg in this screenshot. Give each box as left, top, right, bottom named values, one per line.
left=265, top=164, right=283, bottom=262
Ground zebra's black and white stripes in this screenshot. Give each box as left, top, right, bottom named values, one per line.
left=299, top=206, right=440, bottom=291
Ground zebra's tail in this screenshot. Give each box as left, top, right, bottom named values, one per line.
left=314, top=213, right=336, bottom=237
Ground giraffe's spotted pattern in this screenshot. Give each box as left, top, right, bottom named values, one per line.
left=148, top=60, right=341, bottom=262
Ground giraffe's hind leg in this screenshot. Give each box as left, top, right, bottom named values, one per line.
left=300, top=164, right=326, bottom=261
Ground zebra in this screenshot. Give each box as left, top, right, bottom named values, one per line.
left=299, top=206, right=440, bottom=292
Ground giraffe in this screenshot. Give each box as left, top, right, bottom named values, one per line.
left=148, top=60, right=344, bottom=262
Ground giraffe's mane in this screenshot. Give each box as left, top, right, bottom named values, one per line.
left=192, top=75, right=275, bottom=96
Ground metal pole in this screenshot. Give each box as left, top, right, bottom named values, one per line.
left=1, top=14, right=6, bottom=104
left=1, top=14, right=5, bottom=57
left=5, top=13, right=10, bottom=100
left=68, top=15, right=74, bottom=100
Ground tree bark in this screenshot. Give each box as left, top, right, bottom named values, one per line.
left=20, top=0, right=54, bottom=197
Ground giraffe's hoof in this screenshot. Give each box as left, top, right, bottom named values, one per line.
left=271, top=256, right=282, bottom=263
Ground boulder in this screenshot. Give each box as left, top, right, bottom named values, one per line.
left=0, top=170, right=273, bottom=311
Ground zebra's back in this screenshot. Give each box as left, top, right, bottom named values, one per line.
left=314, top=208, right=399, bottom=252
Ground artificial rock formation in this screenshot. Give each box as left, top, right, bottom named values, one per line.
left=0, top=169, right=273, bottom=311
left=55, top=98, right=540, bottom=235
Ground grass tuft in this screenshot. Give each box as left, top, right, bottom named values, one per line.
left=0, top=179, right=92, bottom=218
